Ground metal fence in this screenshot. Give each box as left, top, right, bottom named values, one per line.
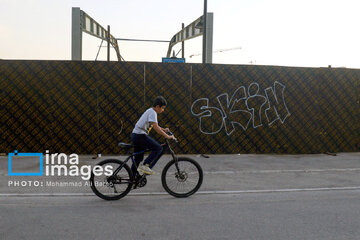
left=1, top=60, right=359, bottom=154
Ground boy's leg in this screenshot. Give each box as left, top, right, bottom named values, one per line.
left=132, top=145, right=144, bottom=175
left=142, top=136, right=163, bottom=168
left=148, top=147, right=164, bottom=169
left=131, top=134, right=145, bottom=174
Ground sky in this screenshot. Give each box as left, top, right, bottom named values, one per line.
left=1, top=0, right=360, bottom=68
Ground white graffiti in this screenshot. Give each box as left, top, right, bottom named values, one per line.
left=191, top=81, right=291, bottom=135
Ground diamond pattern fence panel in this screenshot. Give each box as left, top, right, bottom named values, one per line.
left=317, top=68, right=359, bottom=152
left=0, top=60, right=358, bottom=154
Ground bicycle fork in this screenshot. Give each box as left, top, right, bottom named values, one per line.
left=167, top=139, right=181, bottom=174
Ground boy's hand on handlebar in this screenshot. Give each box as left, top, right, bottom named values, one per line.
left=167, top=135, right=177, bottom=142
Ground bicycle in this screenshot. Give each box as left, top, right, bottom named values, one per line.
left=89, top=132, right=203, bottom=200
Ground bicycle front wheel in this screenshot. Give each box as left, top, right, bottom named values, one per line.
left=161, top=157, right=203, bottom=198
left=90, top=159, right=133, bottom=201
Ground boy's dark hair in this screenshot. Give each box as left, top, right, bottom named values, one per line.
left=153, top=96, right=167, bottom=107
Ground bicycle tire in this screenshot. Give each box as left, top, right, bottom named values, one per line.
left=90, top=159, right=133, bottom=201
left=161, top=157, right=203, bottom=198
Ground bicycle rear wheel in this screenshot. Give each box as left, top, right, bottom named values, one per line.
left=161, top=157, right=203, bottom=198
left=90, top=159, right=133, bottom=200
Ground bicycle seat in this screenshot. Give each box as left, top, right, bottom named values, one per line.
left=118, top=142, right=133, bottom=150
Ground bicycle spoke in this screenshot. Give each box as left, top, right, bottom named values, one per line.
left=162, top=158, right=203, bottom=197
left=90, top=159, right=133, bottom=200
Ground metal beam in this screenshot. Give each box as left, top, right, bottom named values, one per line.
left=205, top=13, right=213, bottom=63
left=202, top=0, right=207, bottom=64
left=182, top=23, right=185, bottom=58
left=166, top=13, right=213, bottom=63
left=71, top=7, right=82, bottom=60
left=71, top=7, right=123, bottom=61
left=107, top=25, right=110, bottom=61
left=116, top=38, right=169, bottom=43
left=166, top=15, right=204, bottom=58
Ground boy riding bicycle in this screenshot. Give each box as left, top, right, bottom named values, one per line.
left=131, top=96, right=176, bottom=175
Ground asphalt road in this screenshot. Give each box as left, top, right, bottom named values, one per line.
left=1, top=153, right=359, bottom=239
left=1, top=190, right=360, bottom=240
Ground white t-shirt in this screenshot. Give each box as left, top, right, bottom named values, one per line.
left=132, top=108, right=158, bottom=135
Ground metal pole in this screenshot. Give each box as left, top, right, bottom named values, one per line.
left=71, top=7, right=82, bottom=60
left=182, top=23, right=185, bottom=59
left=206, top=13, right=213, bottom=63
left=107, top=25, right=110, bottom=61
left=96, top=88, right=101, bottom=158
left=116, top=38, right=169, bottom=43
left=202, top=0, right=207, bottom=64
left=95, top=39, right=103, bottom=61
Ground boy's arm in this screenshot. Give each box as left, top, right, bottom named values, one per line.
left=152, top=123, right=175, bottom=140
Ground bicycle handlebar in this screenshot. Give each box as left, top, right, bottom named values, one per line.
left=166, top=130, right=178, bottom=143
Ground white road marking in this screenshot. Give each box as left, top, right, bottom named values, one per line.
left=1, top=186, right=360, bottom=197
left=204, top=168, right=360, bottom=174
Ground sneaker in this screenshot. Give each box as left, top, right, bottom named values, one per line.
left=137, top=164, right=156, bottom=175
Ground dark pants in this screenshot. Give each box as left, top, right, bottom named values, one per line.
left=131, top=133, right=163, bottom=174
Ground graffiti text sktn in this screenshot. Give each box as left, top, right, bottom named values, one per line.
left=191, top=81, right=291, bottom=135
